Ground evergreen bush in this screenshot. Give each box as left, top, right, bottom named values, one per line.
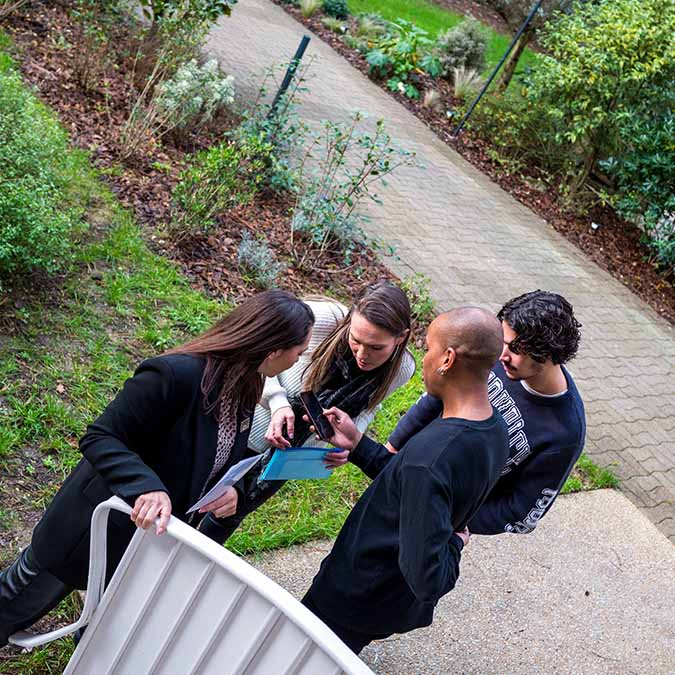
left=434, top=19, right=487, bottom=79
left=323, top=0, right=349, bottom=20
left=0, top=67, right=83, bottom=285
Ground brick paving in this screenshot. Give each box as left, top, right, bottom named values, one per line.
left=207, top=0, right=675, bottom=542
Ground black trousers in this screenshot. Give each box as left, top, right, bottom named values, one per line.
left=301, top=591, right=391, bottom=655
left=0, top=545, right=72, bottom=648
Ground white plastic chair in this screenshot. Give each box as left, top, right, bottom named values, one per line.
left=10, top=496, right=375, bottom=675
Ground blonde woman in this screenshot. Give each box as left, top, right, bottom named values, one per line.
left=198, top=280, right=416, bottom=544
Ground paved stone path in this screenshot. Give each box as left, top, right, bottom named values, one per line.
left=207, top=0, right=675, bottom=542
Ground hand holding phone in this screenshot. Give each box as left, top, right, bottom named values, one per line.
left=299, top=391, right=334, bottom=441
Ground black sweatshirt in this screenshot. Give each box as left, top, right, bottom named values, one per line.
left=307, top=410, right=509, bottom=634
left=389, top=362, right=586, bottom=534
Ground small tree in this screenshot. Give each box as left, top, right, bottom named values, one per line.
left=492, top=0, right=576, bottom=91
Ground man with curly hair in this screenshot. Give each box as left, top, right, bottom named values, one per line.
left=387, top=290, right=586, bottom=534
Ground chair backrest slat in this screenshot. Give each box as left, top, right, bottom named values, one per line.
left=60, top=498, right=374, bottom=675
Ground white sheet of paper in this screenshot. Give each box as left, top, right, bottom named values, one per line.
left=187, top=454, right=263, bottom=513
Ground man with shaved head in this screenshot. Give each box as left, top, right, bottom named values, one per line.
left=300, top=307, right=510, bottom=653
left=388, top=290, right=585, bottom=535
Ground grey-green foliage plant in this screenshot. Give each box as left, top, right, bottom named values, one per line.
left=434, top=19, right=487, bottom=80
left=291, top=112, right=417, bottom=267
left=237, top=231, right=286, bottom=288
left=155, top=58, right=235, bottom=134
left=323, top=0, right=349, bottom=20
left=0, top=66, right=84, bottom=284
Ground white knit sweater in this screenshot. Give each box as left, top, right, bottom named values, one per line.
left=248, top=299, right=416, bottom=452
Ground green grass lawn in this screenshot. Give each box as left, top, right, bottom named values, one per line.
left=348, top=0, right=540, bottom=74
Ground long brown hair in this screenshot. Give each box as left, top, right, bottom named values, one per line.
left=167, top=291, right=314, bottom=415
left=303, top=280, right=411, bottom=409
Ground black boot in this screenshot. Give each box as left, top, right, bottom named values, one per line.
left=0, top=546, right=72, bottom=647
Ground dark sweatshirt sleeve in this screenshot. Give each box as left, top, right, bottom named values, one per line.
left=349, top=434, right=395, bottom=479
left=79, top=358, right=187, bottom=502
left=398, top=464, right=464, bottom=602
left=388, top=394, right=443, bottom=451
left=469, top=444, right=582, bottom=534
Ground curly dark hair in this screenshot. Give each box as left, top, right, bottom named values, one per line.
left=497, top=290, right=582, bottom=365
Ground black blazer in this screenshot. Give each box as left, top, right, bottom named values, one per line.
left=31, top=354, right=253, bottom=589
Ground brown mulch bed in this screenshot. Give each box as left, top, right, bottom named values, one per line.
left=273, top=1, right=675, bottom=324
left=2, top=1, right=395, bottom=312
left=171, top=193, right=396, bottom=305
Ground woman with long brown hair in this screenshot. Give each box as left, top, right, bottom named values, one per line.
left=198, top=280, right=415, bottom=544
left=0, top=290, right=314, bottom=647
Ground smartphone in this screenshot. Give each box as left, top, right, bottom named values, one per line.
left=299, top=391, right=334, bottom=441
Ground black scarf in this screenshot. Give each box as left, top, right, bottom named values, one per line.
left=288, top=347, right=384, bottom=446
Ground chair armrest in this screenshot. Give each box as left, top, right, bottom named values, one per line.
left=9, top=496, right=132, bottom=650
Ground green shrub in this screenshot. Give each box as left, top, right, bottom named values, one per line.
left=399, top=273, right=435, bottom=329
left=291, top=114, right=416, bottom=266
left=468, top=89, right=560, bottom=175
left=0, top=68, right=83, bottom=284
left=600, top=96, right=675, bottom=272
left=171, top=135, right=271, bottom=236
left=365, top=20, right=440, bottom=99
left=237, top=232, right=286, bottom=288
left=524, top=0, right=675, bottom=196
left=323, top=0, right=349, bottom=20
left=434, top=19, right=487, bottom=79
